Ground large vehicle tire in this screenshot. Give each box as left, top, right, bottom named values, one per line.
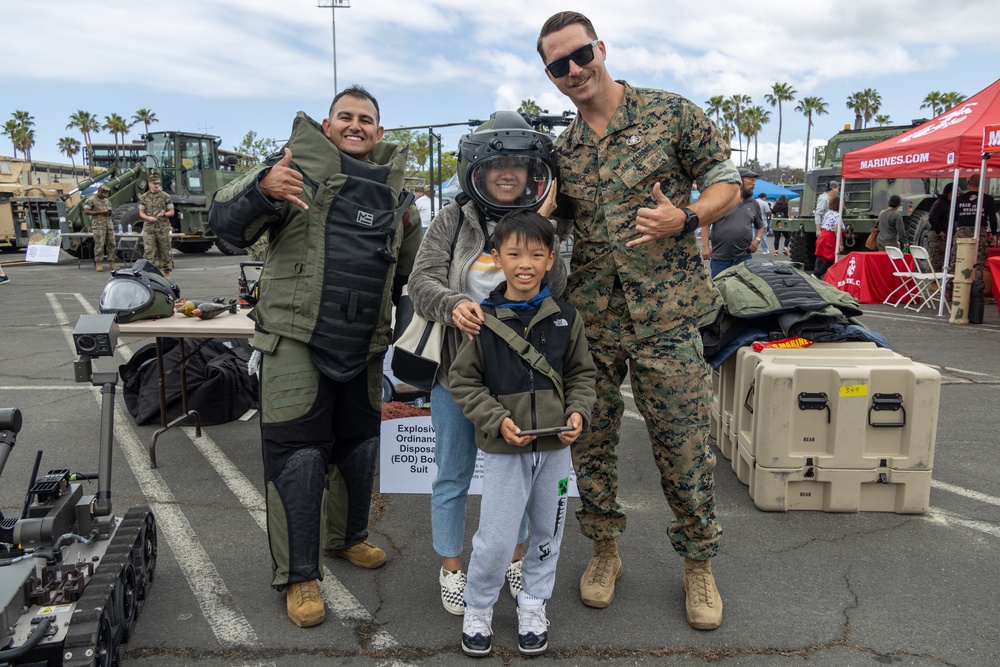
left=906, top=210, right=931, bottom=250
left=215, top=237, right=248, bottom=256
left=111, top=203, right=142, bottom=234
left=175, top=241, right=213, bottom=253
left=789, top=231, right=816, bottom=271
left=111, top=203, right=145, bottom=262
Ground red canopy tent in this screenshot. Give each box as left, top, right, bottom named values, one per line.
left=841, top=77, right=1000, bottom=316
left=842, top=77, right=1000, bottom=179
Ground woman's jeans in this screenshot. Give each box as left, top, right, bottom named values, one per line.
left=430, top=381, right=529, bottom=559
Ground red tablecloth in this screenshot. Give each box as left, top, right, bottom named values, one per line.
left=823, top=251, right=915, bottom=304
left=988, top=256, right=1000, bottom=315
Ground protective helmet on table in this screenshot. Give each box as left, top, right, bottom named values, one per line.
left=457, top=111, right=556, bottom=220
left=100, top=259, right=179, bottom=323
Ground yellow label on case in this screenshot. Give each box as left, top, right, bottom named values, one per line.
left=840, top=383, right=868, bottom=397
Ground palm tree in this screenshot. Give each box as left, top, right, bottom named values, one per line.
left=874, top=114, right=892, bottom=127
left=58, top=137, right=82, bottom=183
left=861, top=88, right=882, bottom=128
left=2, top=119, right=20, bottom=158
left=103, top=113, right=132, bottom=162
left=795, top=96, right=828, bottom=175
left=921, top=91, right=944, bottom=118
left=728, top=94, right=752, bottom=158
left=66, top=110, right=101, bottom=168
left=846, top=91, right=865, bottom=129
left=764, top=82, right=797, bottom=183
left=704, top=95, right=727, bottom=132
left=743, top=106, right=771, bottom=166
left=941, top=91, right=967, bottom=112
left=8, top=110, right=35, bottom=161
left=132, top=109, right=158, bottom=137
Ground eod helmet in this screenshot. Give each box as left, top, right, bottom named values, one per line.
left=457, top=111, right=555, bottom=219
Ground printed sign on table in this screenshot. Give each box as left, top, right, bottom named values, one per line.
left=379, top=416, right=579, bottom=496
left=25, top=229, right=61, bottom=264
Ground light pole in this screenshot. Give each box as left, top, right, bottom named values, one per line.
left=316, top=0, right=350, bottom=94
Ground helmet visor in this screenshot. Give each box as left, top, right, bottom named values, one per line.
left=469, top=155, right=553, bottom=213
left=100, top=278, right=152, bottom=312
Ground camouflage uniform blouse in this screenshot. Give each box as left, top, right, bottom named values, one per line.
left=138, top=190, right=174, bottom=219
left=554, top=82, right=739, bottom=338
left=83, top=194, right=112, bottom=219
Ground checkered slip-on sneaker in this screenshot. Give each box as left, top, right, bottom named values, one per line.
left=506, top=559, right=524, bottom=598
left=439, top=567, right=467, bottom=616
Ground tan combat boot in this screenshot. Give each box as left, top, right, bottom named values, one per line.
left=286, top=579, right=325, bottom=628
left=580, top=538, right=622, bottom=608
left=109, top=261, right=120, bottom=271
left=330, top=540, right=386, bottom=569
left=684, top=557, right=723, bottom=630
left=95, top=263, right=103, bottom=272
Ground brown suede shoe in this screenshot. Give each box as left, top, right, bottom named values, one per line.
left=286, top=580, right=325, bottom=628
left=684, top=557, right=723, bottom=630
left=580, top=538, right=622, bottom=608
left=329, top=540, right=386, bottom=569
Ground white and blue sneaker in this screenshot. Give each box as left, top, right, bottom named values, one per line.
left=461, top=606, right=493, bottom=658
left=516, top=592, right=549, bottom=655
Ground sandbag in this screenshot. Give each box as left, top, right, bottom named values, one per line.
left=120, top=338, right=258, bottom=425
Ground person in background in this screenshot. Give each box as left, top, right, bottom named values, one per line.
left=814, top=193, right=842, bottom=279
left=771, top=194, right=791, bottom=255
left=538, top=10, right=739, bottom=631
left=83, top=184, right=117, bottom=272
left=951, top=174, right=997, bottom=282
left=815, top=181, right=839, bottom=227
left=416, top=184, right=434, bottom=228
left=408, top=111, right=566, bottom=617
left=755, top=193, right=771, bottom=254
left=702, top=168, right=765, bottom=278
left=927, top=183, right=955, bottom=274
left=449, top=211, right=596, bottom=658
left=138, top=173, right=175, bottom=278
left=0, top=262, right=8, bottom=286
left=875, top=194, right=907, bottom=251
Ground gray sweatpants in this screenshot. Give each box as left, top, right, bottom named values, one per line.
left=464, top=447, right=572, bottom=610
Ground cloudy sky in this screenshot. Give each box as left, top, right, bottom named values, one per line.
left=4, top=0, right=997, bottom=175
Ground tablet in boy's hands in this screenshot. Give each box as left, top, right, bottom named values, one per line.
left=518, top=425, right=574, bottom=437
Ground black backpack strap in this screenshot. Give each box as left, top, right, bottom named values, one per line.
left=481, top=313, right=564, bottom=405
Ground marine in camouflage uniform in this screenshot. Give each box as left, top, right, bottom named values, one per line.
left=83, top=185, right=116, bottom=271
left=139, top=173, right=175, bottom=276
left=539, top=11, right=740, bottom=629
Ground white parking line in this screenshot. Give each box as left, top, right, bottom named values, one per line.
left=47, top=294, right=272, bottom=664
left=932, top=479, right=1000, bottom=507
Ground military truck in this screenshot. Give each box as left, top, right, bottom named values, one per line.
left=0, top=158, right=80, bottom=251
left=771, top=123, right=940, bottom=270
left=62, top=131, right=246, bottom=258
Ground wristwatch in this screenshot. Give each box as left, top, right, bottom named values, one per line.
left=681, top=207, right=700, bottom=235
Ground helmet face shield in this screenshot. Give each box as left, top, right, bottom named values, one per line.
left=101, top=279, right=153, bottom=312
left=468, top=155, right=553, bottom=214
left=457, top=111, right=556, bottom=219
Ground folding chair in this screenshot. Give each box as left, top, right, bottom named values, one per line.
left=908, top=245, right=952, bottom=314
left=883, top=246, right=920, bottom=307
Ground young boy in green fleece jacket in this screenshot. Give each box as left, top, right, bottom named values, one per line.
left=449, top=210, right=597, bottom=657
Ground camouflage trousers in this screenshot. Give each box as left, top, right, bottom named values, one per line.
left=571, top=286, right=721, bottom=560
left=91, top=219, right=115, bottom=262
left=143, top=220, right=173, bottom=272
left=928, top=231, right=947, bottom=277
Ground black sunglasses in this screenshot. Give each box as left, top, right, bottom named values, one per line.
left=545, top=40, right=599, bottom=78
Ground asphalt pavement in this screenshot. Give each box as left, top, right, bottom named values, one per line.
left=1, top=248, right=998, bottom=667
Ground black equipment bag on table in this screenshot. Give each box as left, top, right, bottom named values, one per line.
left=120, top=338, right=259, bottom=425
